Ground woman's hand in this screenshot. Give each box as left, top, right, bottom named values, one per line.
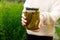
left=21, top=13, right=27, bottom=26
left=21, top=13, right=45, bottom=32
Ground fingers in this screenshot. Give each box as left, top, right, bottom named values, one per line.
left=21, top=13, right=27, bottom=26
left=21, top=20, right=26, bottom=26
left=21, top=18, right=27, bottom=23
left=38, top=15, right=44, bottom=29
left=21, top=18, right=27, bottom=26
left=22, top=13, right=26, bottom=19
left=38, top=20, right=43, bottom=29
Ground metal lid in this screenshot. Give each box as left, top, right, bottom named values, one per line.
left=26, top=7, right=39, bottom=11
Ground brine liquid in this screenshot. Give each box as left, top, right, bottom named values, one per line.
left=24, top=11, right=39, bottom=30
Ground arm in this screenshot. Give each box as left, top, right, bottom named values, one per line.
left=41, top=0, right=60, bottom=22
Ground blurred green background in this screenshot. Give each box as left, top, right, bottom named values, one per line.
left=0, top=0, right=26, bottom=40
left=0, top=0, right=60, bottom=40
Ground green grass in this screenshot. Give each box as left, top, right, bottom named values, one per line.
left=56, top=27, right=60, bottom=36
left=56, top=27, right=60, bottom=40
left=56, top=19, right=60, bottom=40
left=0, top=2, right=26, bottom=40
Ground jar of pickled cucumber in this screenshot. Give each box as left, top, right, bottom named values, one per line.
left=23, top=8, right=40, bottom=30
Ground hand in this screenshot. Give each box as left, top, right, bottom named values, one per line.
left=21, top=13, right=27, bottom=26
left=21, top=13, right=45, bottom=32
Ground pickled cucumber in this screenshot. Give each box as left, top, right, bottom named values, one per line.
left=27, top=12, right=39, bottom=30
left=24, top=8, right=39, bottom=30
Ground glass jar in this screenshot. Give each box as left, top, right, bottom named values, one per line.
left=23, top=8, right=40, bottom=30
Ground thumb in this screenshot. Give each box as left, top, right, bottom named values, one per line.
left=38, top=15, right=44, bottom=29
left=38, top=20, right=43, bottom=29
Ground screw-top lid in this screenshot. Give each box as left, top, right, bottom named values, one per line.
left=26, top=7, right=39, bottom=11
